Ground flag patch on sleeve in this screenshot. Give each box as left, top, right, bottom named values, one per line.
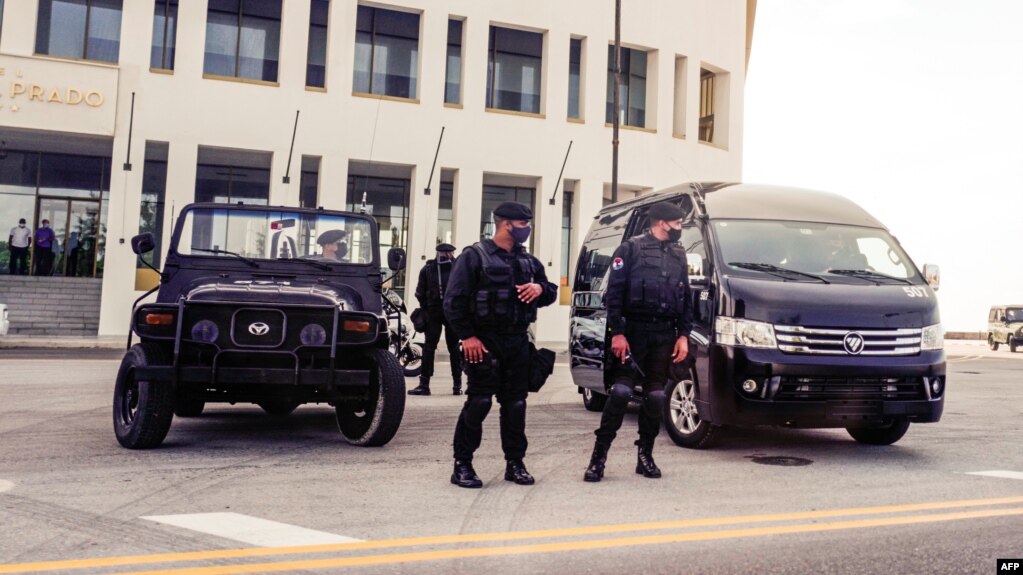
left=612, top=257, right=624, bottom=271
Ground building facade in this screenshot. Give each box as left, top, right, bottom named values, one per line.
left=0, top=0, right=754, bottom=340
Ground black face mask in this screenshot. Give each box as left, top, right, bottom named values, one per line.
left=337, top=242, right=348, bottom=258
left=437, top=255, right=452, bottom=263
left=666, top=227, right=682, bottom=243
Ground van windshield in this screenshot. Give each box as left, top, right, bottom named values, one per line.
left=176, top=208, right=375, bottom=265
left=713, top=220, right=921, bottom=282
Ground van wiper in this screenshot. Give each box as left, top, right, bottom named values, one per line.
left=827, top=269, right=912, bottom=285
left=729, top=262, right=829, bottom=283
left=280, top=257, right=332, bottom=271
left=191, top=247, right=259, bottom=268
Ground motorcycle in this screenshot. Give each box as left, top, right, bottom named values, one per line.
left=381, top=287, right=424, bottom=377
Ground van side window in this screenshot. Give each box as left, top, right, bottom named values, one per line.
left=574, top=234, right=621, bottom=292
left=680, top=225, right=706, bottom=263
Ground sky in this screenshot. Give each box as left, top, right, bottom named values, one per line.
left=743, top=0, right=1023, bottom=332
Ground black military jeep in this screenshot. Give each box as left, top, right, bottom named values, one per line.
left=114, top=203, right=406, bottom=449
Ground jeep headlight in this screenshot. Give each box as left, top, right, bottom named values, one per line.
left=920, top=323, right=943, bottom=351
left=715, top=317, right=777, bottom=348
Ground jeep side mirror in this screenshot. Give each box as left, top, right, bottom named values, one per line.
left=387, top=247, right=406, bottom=271
left=687, top=253, right=708, bottom=288
left=131, top=232, right=156, bottom=256
left=922, top=263, right=940, bottom=291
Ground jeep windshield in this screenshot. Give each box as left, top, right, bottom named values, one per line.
left=176, top=207, right=375, bottom=265
left=1006, top=309, right=1023, bottom=322
left=713, top=220, right=922, bottom=283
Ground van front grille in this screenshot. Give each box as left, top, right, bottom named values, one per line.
left=776, top=376, right=926, bottom=401
left=775, top=325, right=921, bottom=356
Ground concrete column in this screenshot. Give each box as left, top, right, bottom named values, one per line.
left=0, top=0, right=40, bottom=56
left=175, top=0, right=210, bottom=79
left=453, top=167, right=483, bottom=250
left=318, top=153, right=348, bottom=211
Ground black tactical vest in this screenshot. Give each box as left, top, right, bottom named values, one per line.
left=624, top=236, right=688, bottom=318
left=468, top=242, right=539, bottom=327
left=425, top=261, right=452, bottom=309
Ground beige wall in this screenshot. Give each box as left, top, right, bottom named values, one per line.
left=0, top=0, right=749, bottom=340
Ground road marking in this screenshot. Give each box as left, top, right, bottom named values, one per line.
left=0, top=480, right=13, bottom=493
left=966, top=470, right=1023, bottom=481
left=112, top=507, right=1023, bottom=575
left=141, top=513, right=362, bottom=548
left=3, top=496, right=1023, bottom=574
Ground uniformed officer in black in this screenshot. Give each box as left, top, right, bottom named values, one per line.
left=444, top=201, right=558, bottom=488
left=584, top=201, right=693, bottom=482
left=408, top=243, right=462, bottom=396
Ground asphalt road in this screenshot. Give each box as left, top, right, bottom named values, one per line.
left=0, top=343, right=1020, bottom=575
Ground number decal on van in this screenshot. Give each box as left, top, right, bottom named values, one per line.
left=903, top=287, right=929, bottom=298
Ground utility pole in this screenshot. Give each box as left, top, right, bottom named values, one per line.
left=611, top=0, right=621, bottom=204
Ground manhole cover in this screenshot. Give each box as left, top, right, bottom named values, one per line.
left=748, top=456, right=813, bottom=467
left=961, top=371, right=981, bottom=375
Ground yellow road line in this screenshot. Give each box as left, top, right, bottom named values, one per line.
left=118, top=506, right=1023, bottom=575
left=3, top=496, right=1023, bottom=574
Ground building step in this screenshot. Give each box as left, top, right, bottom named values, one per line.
left=0, top=276, right=103, bottom=336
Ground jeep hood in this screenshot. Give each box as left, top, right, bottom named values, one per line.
left=724, top=276, right=940, bottom=328
left=184, top=279, right=367, bottom=311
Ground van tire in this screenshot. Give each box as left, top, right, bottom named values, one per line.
left=663, top=368, right=721, bottom=449
left=335, top=349, right=406, bottom=446
left=846, top=419, right=910, bottom=445
left=988, top=334, right=999, bottom=351
left=581, top=387, right=607, bottom=412
left=113, top=343, right=175, bottom=449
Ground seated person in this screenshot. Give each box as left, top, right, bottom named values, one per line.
left=314, top=229, right=348, bottom=261
left=824, top=235, right=868, bottom=270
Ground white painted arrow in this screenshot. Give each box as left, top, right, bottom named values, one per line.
left=142, top=512, right=363, bottom=547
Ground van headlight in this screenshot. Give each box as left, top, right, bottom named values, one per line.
left=920, top=323, right=943, bottom=350
left=715, top=317, right=777, bottom=348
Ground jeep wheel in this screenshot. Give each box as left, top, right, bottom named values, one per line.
left=113, top=343, right=174, bottom=449
left=174, top=399, right=205, bottom=417
left=581, top=387, right=607, bottom=412
left=258, top=400, right=301, bottom=416
left=663, top=367, right=721, bottom=449
left=1010, top=340, right=1018, bottom=353
left=399, top=342, right=423, bottom=378
left=988, top=334, right=999, bottom=351
left=846, top=418, right=910, bottom=445
left=336, top=349, right=406, bottom=446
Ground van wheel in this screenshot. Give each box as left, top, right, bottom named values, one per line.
left=113, top=343, right=174, bottom=449
left=663, top=368, right=721, bottom=449
left=581, top=387, right=607, bottom=412
left=258, top=400, right=301, bottom=416
left=988, top=334, right=999, bottom=351
left=336, top=349, right=406, bottom=446
left=846, top=419, right=910, bottom=445
left=174, top=399, right=205, bottom=417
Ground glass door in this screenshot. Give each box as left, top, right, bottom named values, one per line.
left=35, top=198, right=101, bottom=277
left=34, top=198, right=68, bottom=277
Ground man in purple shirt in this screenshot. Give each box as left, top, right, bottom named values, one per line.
left=33, top=219, right=56, bottom=276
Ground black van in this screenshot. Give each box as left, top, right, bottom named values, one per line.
left=570, top=183, right=945, bottom=448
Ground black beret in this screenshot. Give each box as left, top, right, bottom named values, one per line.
left=316, top=229, right=347, bottom=245
left=493, top=201, right=533, bottom=221
left=436, top=243, right=456, bottom=252
left=647, top=201, right=686, bottom=222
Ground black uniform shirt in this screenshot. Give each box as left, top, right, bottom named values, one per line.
left=443, top=239, right=558, bottom=341
left=605, top=231, right=693, bottom=336
left=414, top=258, right=454, bottom=312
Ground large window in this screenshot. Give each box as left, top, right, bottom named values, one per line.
left=481, top=185, right=534, bottom=250
left=437, top=180, right=454, bottom=245
left=606, top=45, right=647, bottom=127
left=444, top=18, right=463, bottom=105
left=347, top=174, right=410, bottom=292
left=487, top=26, right=543, bottom=114
left=204, top=0, right=282, bottom=83
left=35, top=0, right=123, bottom=63
left=150, top=0, right=178, bottom=70
left=299, top=156, right=321, bottom=209
left=560, top=190, right=574, bottom=287
left=353, top=6, right=420, bottom=99
left=139, top=144, right=169, bottom=270
left=699, top=68, right=715, bottom=143
left=567, top=38, right=583, bottom=120
left=195, top=148, right=271, bottom=205
left=306, top=0, right=329, bottom=88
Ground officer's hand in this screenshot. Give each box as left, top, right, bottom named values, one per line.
left=516, top=282, right=541, bottom=303
left=611, top=334, right=630, bottom=363
left=462, top=336, right=489, bottom=364
left=672, top=336, right=689, bottom=364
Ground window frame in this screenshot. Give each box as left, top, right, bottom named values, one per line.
left=353, top=5, right=422, bottom=101
left=486, top=25, right=545, bottom=116
left=305, top=0, right=329, bottom=89
left=150, top=0, right=178, bottom=71
left=35, top=0, right=124, bottom=64
left=606, top=45, right=648, bottom=128
left=203, top=0, right=283, bottom=85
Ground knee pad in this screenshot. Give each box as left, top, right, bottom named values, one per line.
left=608, top=383, right=633, bottom=407
left=644, top=390, right=666, bottom=417
left=464, top=395, right=493, bottom=420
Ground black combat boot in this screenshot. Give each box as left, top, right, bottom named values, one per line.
left=452, top=374, right=463, bottom=395
left=583, top=443, right=609, bottom=482
left=504, top=459, right=535, bottom=485
left=451, top=460, right=482, bottom=488
left=408, top=376, right=431, bottom=396
left=635, top=441, right=662, bottom=478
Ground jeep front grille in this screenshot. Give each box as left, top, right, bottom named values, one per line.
left=775, top=325, right=921, bottom=356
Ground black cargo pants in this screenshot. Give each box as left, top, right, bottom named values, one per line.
left=452, top=330, right=530, bottom=462
left=421, top=313, right=461, bottom=380
left=594, top=322, right=674, bottom=448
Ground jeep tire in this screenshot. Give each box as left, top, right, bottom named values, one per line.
left=1010, top=339, right=1018, bottom=353
left=336, top=349, right=406, bottom=446
left=113, top=343, right=175, bottom=449
left=846, top=418, right=910, bottom=445
left=988, top=333, right=999, bottom=351
left=663, top=366, right=721, bottom=449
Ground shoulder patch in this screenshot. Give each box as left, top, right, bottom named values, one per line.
left=612, top=257, right=624, bottom=271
